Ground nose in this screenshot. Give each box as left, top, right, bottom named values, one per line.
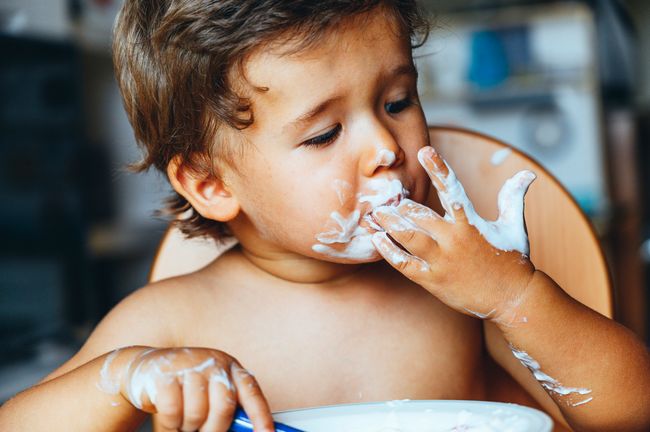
left=360, top=121, right=405, bottom=176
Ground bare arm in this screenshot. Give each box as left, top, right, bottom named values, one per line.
left=486, top=271, right=650, bottom=431
left=0, top=279, right=275, bottom=432
left=371, top=146, right=650, bottom=431
left=0, top=284, right=174, bottom=431
left=1, top=347, right=149, bottom=431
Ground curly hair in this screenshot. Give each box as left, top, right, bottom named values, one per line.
left=113, top=0, right=430, bottom=240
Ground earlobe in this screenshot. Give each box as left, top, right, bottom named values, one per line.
left=167, top=156, right=240, bottom=222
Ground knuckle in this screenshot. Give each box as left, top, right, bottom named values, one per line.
left=157, top=414, right=182, bottom=429
left=241, top=380, right=264, bottom=398
left=404, top=230, right=416, bottom=243
left=157, top=400, right=182, bottom=416
left=211, top=404, right=236, bottom=424
left=184, top=410, right=206, bottom=424
left=223, top=390, right=238, bottom=407
left=395, top=259, right=411, bottom=273
left=217, top=393, right=238, bottom=411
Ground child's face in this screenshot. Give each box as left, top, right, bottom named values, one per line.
left=225, top=10, right=431, bottom=264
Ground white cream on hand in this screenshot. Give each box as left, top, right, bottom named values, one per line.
left=510, top=345, right=593, bottom=407
left=96, top=348, right=235, bottom=410
left=417, top=147, right=536, bottom=256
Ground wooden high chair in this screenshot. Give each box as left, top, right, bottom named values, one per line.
left=149, top=126, right=613, bottom=431
left=150, top=126, right=613, bottom=320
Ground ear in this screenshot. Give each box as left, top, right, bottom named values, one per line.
left=167, top=156, right=240, bottom=222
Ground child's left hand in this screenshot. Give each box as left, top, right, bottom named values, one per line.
left=371, top=146, right=537, bottom=326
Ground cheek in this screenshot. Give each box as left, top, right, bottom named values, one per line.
left=285, top=172, right=381, bottom=262
left=244, top=169, right=345, bottom=242
left=402, top=144, right=430, bottom=204
left=410, top=160, right=431, bottom=204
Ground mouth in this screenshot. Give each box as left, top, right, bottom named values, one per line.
left=361, top=190, right=407, bottom=231
left=380, top=192, right=404, bottom=207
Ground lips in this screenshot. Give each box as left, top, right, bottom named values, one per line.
left=361, top=190, right=407, bottom=232
left=380, top=192, right=404, bottom=208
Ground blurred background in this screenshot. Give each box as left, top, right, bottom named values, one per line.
left=0, top=0, right=648, bottom=406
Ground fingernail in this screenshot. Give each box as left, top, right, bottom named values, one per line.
left=418, top=146, right=437, bottom=159
left=417, top=148, right=436, bottom=170
left=422, top=145, right=437, bottom=155
left=372, top=205, right=396, bottom=217
left=371, top=231, right=388, bottom=246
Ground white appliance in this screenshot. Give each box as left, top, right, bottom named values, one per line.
left=415, top=3, right=607, bottom=216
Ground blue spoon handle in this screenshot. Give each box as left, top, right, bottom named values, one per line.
left=229, top=407, right=306, bottom=432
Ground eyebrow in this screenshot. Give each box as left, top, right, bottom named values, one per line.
left=284, top=63, right=418, bottom=132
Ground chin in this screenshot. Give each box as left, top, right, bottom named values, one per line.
left=338, top=252, right=384, bottom=265
left=310, top=232, right=383, bottom=263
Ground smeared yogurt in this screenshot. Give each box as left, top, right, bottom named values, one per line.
left=312, top=177, right=409, bottom=260
left=96, top=348, right=236, bottom=410
left=490, top=148, right=512, bottom=166
left=375, top=149, right=397, bottom=167
left=510, top=345, right=593, bottom=407
left=418, top=147, right=535, bottom=255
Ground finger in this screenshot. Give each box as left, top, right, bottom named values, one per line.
left=231, top=363, right=274, bottom=432
left=155, top=377, right=183, bottom=430
left=417, top=146, right=470, bottom=223
left=496, top=170, right=536, bottom=227
left=417, top=146, right=449, bottom=186
left=395, top=199, right=446, bottom=234
left=181, top=372, right=209, bottom=431
left=371, top=206, right=439, bottom=260
left=372, top=231, right=430, bottom=277
left=200, top=369, right=236, bottom=432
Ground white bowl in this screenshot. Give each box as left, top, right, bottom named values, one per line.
left=273, top=400, right=553, bottom=432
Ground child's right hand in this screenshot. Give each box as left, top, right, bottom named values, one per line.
left=115, top=347, right=274, bottom=432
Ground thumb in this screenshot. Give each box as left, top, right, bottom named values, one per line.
left=496, top=170, right=536, bottom=229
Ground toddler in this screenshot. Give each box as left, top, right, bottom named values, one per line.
left=2, top=1, right=649, bottom=431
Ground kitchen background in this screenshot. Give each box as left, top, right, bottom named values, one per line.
left=0, top=0, right=648, bottom=410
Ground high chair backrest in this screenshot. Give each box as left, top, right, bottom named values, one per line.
left=149, top=126, right=613, bottom=318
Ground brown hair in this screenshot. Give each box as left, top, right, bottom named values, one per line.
left=113, top=0, right=430, bottom=240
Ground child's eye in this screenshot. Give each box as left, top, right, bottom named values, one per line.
left=385, top=98, right=412, bottom=115
left=302, top=124, right=342, bottom=147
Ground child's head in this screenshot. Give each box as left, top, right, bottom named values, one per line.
left=114, top=0, right=432, bottom=264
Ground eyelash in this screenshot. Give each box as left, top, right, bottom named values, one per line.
left=303, top=124, right=343, bottom=147
left=301, top=97, right=413, bottom=148
left=385, top=97, right=413, bottom=115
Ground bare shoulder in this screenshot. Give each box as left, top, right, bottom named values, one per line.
left=43, top=270, right=220, bottom=381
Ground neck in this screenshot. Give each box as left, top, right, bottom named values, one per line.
left=230, top=222, right=366, bottom=285
left=238, top=243, right=365, bottom=285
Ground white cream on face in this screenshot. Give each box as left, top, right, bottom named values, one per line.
left=375, top=149, right=397, bottom=167
left=510, top=345, right=593, bottom=407
left=312, top=178, right=409, bottom=261
left=417, top=148, right=536, bottom=255
left=332, top=179, right=354, bottom=206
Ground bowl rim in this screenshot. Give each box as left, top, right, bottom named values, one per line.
left=272, top=399, right=554, bottom=431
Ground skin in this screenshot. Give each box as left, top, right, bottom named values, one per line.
left=2, top=7, right=649, bottom=432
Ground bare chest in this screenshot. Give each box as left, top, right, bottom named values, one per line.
left=182, top=272, right=487, bottom=411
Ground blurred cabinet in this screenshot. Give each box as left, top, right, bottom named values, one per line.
left=0, top=35, right=89, bottom=358
left=415, top=3, right=608, bottom=218
left=0, top=0, right=122, bottom=52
